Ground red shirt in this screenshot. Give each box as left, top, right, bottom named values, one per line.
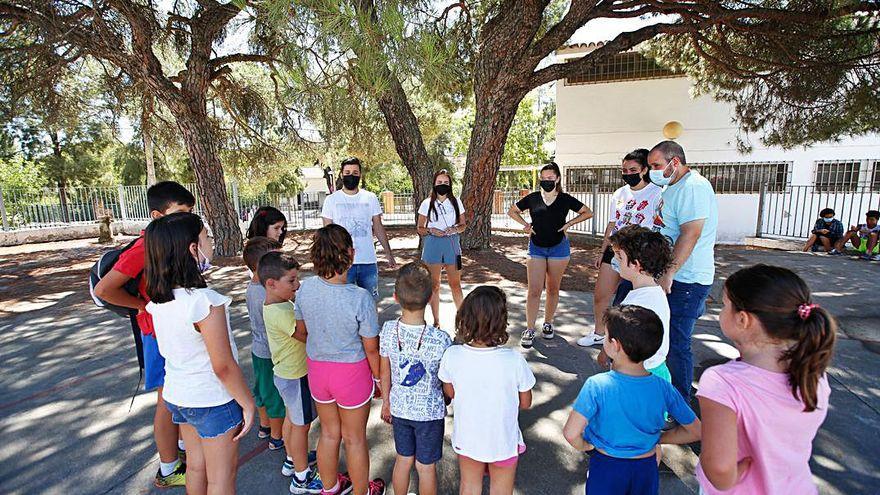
left=112, top=232, right=154, bottom=336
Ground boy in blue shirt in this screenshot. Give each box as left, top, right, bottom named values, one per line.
left=563, top=305, right=701, bottom=495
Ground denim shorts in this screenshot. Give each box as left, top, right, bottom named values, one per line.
left=528, top=236, right=571, bottom=260
left=347, top=263, right=379, bottom=300
left=421, top=234, right=461, bottom=266
left=165, top=399, right=243, bottom=439
left=392, top=417, right=444, bottom=465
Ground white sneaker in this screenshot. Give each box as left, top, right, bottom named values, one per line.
left=872, top=254, right=880, bottom=261
left=577, top=333, right=605, bottom=347
left=521, top=328, right=536, bottom=348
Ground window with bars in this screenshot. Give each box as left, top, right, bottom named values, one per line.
left=814, top=161, right=860, bottom=192
left=871, top=161, right=880, bottom=192
left=691, top=162, right=791, bottom=193
left=565, top=52, right=681, bottom=85
left=564, top=166, right=622, bottom=193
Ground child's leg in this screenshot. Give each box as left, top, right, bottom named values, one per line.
left=258, top=406, right=270, bottom=429
left=819, top=235, right=832, bottom=252
left=155, top=387, right=181, bottom=465
left=803, top=234, right=816, bottom=251
left=201, top=426, right=241, bottom=495
left=180, top=425, right=206, bottom=495
left=458, top=455, right=486, bottom=495
left=271, top=416, right=284, bottom=441
left=315, top=401, right=342, bottom=490
left=487, top=461, right=517, bottom=495
left=392, top=455, right=415, bottom=495
left=338, top=403, right=371, bottom=495
left=289, top=422, right=312, bottom=475
left=414, top=461, right=437, bottom=495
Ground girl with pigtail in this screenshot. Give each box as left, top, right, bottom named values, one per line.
left=696, top=264, right=837, bottom=495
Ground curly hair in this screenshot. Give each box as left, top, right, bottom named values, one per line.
left=310, top=224, right=354, bottom=278
left=609, top=225, right=673, bottom=279
left=454, top=286, right=509, bottom=347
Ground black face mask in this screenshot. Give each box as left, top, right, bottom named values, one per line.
left=622, top=173, right=642, bottom=188
left=342, top=175, right=360, bottom=190
left=433, top=184, right=451, bottom=196
left=540, top=180, right=557, bottom=192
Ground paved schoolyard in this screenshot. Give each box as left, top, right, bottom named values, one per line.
left=0, top=239, right=878, bottom=494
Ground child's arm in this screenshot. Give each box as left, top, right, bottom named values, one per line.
left=380, top=356, right=392, bottom=424
left=519, top=390, right=532, bottom=410
left=659, top=417, right=701, bottom=445
left=362, top=336, right=381, bottom=397
left=562, top=410, right=594, bottom=452
left=292, top=319, right=307, bottom=344
left=442, top=382, right=455, bottom=400
left=699, top=396, right=751, bottom=490
left=198, top=305, right=256, bottom=441
left=94, top=270, right=146, bottom=311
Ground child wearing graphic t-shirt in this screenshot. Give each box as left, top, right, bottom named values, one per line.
left=379, top=262, right=452, bottom=495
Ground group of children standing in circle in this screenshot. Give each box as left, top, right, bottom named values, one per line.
left=101, top=146, right=839, bottom=495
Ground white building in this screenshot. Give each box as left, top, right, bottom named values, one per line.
left=554, top=43, right=880, bottom=243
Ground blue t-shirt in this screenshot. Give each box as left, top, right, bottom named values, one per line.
left=656, top=171, right=718, bottom=285
left=573, top=370, right=697, bottom=458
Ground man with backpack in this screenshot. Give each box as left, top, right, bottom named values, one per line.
left=94, top=181, right=195, bottom=488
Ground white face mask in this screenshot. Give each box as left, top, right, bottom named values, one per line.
left=649, top=160, right=677, bottom=186
left=197, top=247, right=213, bottom=273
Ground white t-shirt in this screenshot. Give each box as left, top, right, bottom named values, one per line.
left=621, top=285, right=670, bottom=370
left=147, top=288, right=238, bottom=408
left=438, top=345, right=536, bottom=462
left=321, top=189, right=383, bottom=265
left=417, top=197, right=465, bottom=231
left=608, top=183, right=664, bottom=234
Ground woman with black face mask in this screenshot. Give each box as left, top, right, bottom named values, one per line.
left=577, top=149, right=664, bottom=348
left=417, top=169, right=467, bottom=328
left=508, top=162, right=593, bottom=349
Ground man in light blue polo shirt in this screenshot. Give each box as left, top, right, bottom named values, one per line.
left=647, top=140, right=718, bottom=401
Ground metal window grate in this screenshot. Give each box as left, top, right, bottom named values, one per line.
left=564, top=166, right=621, bottom=193
left=871, top=161, right=880, bottom=192
left=691, top=161, right=791, bottom=193
left=814, top=160, right=860, bottom=192
left=565, top=52, right=682, bottom=85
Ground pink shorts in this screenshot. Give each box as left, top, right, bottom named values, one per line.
left=306, top=358, right=374, bottom=409
left=462, top=444, right=527, bottom=470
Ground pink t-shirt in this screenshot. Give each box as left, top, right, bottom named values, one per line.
left=696, top=360, right=830, bottom=495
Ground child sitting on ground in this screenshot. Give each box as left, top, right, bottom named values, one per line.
left=260, top=251, right=322, bottom=494
left=294, top=224, right=386, bottom=495
left=242, top=236, right=286, bottom=449
left=831, top=209, right=880, bottom=260
left=379, top=262, right=452, bottom=495
left=563, top=305, right=700, bottom=495
left=802, top=208, right=843, bottom=253
left=439, top=286, right=535, bottom=495
left=697, top=265, right=836, bottom=494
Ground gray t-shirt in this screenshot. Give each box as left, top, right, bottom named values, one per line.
left=245, top=281, right=271, bottom=359
left=294, top=276, right=379, bottom=362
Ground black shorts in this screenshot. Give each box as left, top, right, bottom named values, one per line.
left=601, top=246, right=615, bottom=265
left=392, top=417, right=444, bottom=465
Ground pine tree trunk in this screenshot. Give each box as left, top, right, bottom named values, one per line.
left=142, top=95, right=157, bottom=186
left=175, top=113, right=241, bottom=257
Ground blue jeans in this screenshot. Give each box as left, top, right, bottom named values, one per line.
left=347, top=263, right=379, bottom=300
left=667, top=280, right=711, bottom=401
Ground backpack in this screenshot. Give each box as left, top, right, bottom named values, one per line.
left=88, top=238, right=145, bottom=375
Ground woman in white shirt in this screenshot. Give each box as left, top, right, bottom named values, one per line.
left=417, top=169, right=467, bottom=328
left=145, top=212, right=255, bottom=494
left=578, top=149, right=664, bottom=347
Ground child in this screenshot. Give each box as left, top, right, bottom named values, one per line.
left=803, top=208, right=843, bottom=253
left=563, top=306, right=700, bottom=495
left=294, top=224, right=386, bottom=495
left=379, top=262, right=452, bottom=495
left=600, top=225, right=673, bottom=382
left=93, top=181, right=195, bottom=487
left=438, top=286, right=535, bottom=495
left=260, top=251, right=322, bottom=494
left=144, top=212, right=255, bottom=494
left=831, top=209, right=880, bottom=259
left=242, top=236, right=286, bottom=449
left=247, top=206, right=288, bottom=244
left=697, top=264, right=836, bottom=494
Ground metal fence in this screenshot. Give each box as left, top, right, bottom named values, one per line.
left=757, top=185, right=880, bottom=239
left=490, top=186, right=614, bottom=236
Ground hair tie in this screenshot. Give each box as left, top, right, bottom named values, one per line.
left=798, top=303, right=819, bottom=320
left=259, top=210, right=268, bottom=217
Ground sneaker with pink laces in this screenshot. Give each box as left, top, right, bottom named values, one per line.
left=368, top=478, right=386, bottom=495
left=321, top=472, right=353, bottom=495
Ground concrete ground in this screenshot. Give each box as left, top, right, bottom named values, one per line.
left=1, top=244, right=878, bottom=494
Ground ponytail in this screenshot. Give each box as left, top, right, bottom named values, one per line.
left=724, top=264, right=837, bottom=412
left=781, top=304, right=837, bottom=412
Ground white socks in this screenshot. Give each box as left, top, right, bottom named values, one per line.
left=159, top=460, right=178, bottom=477
left=178, top=439, right=186, bottom=451
left=294, top=468, right=310, bottom=482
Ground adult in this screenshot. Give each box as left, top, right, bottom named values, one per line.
left=802, top=208, right=843, bottom=253
left=417, top=169, right=467, bottom=328
left=578, top=149, right=663, bottom=347
left=321, top=157, right=398, bottom=299
left=646, top=140, right=718, bottom=401
left=508, top=162, right=593, bottom=348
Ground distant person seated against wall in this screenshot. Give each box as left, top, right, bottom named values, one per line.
left=831, top=210, right=880, bottom=260
left=803, top=208, right=843, bottom=253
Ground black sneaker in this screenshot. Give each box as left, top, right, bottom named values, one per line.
left=542, top=322, right=554, bottom=339
left=520, top=328, right=536, bottom=348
